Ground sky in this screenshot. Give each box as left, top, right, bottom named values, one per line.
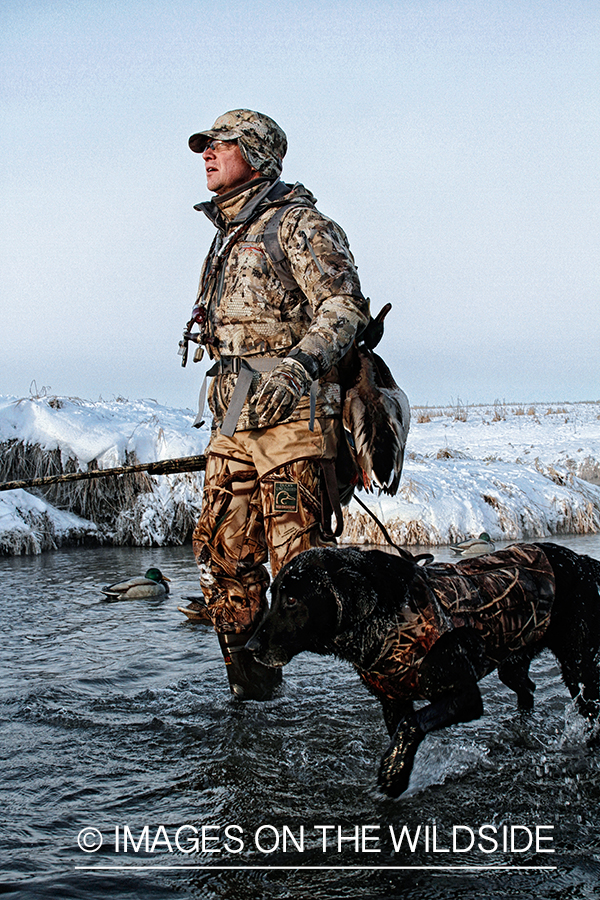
left=2, top=0, right=599, bottom=411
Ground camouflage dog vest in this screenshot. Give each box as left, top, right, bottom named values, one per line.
left=359, top=544, right=555, bottom=700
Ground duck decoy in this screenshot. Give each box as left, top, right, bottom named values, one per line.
left=177, top=596, right=212, bottom=624
left=101, top=567, right=171, bottom=600
left=449, top=532, right=495, bottom=556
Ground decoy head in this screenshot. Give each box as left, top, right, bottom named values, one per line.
left=145, top=567, right=170, bottom=584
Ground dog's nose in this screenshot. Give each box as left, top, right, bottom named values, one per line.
left=245, top=634, right=260, bottom=654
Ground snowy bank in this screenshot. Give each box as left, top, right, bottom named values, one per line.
left=344, top=400, right=600, bottom=546
left=0, top=487, right=98, bottom=555
left=1, top=395, right=600, bottom=554
left=0, top=395, right=209, bottom=554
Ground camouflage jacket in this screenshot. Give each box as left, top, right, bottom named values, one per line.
left=193, top=178, right=370, bottom=430
left=358, top=544, right=555, bottom=701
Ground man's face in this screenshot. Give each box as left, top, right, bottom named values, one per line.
left=202, top=140, right=259, bottom=195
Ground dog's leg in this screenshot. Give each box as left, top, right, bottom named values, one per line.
left=377, top=715, right=425, bottom=798
left=377, top=684, right=483, bottom=797
left=380, top=697, right=414, bottom=737
left=552, top=636, right=600, bottom=721
left=498, top=647, right=536, bottom=711
left=538, top=544, right=600, bottom=722
left=377, top=630, right=485, bottom=798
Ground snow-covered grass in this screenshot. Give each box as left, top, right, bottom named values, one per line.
left=345, top=400, right=600, bottom=546
left=0, top=487, right=99, bottom=555
left=0, top=394, right=209, bottom=554
left=1, top=394, right=600, bottom=555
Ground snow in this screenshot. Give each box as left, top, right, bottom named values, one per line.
left=346, top=401, right=600, bottom=546
left=0, top=395, right=207, bottom=468
left=0, top=395, right=210, bottom=553
left=0, top=487, right=98, bottom=554
left=1, top=395, right=600, bottom=554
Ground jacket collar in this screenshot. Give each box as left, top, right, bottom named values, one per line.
left=194, top=178, right=303, bottom=231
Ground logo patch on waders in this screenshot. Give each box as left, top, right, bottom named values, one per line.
left=273, top=482, right=299, bottom=513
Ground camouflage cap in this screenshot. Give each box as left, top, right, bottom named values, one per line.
left=188, top=109, right=287, bottom=180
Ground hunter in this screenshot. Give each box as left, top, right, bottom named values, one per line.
left=184, top=109, right=369, bottom=700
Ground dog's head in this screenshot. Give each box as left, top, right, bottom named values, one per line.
left=246, top=547, right=388, bottom=667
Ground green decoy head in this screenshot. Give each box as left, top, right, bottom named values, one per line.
left=145, top=567, right=169, bottom=583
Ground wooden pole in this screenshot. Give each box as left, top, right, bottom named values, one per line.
left=0, top=455, right=207, bottom=492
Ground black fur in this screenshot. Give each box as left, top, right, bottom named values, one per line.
left=247, top=542, right=600, bottom=797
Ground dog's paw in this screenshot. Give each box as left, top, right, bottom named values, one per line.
left=377, top=722, right=424, bottom=798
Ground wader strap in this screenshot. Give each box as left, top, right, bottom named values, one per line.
left=194, top=357, right=319, bottom=436
left=193, top=357, right=281, bottom=434
left=309, top=379, right=318, bottom=433
left=320, top=459, right=344, bottom=538
left=193, top=361, right=219, bottom=429
left=220, top=360, right=263, bottom=437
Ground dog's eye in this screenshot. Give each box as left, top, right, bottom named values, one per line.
left=285, top=595, right=298, bottom=607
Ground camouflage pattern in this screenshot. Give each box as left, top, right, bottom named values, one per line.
left=359, top=544, right=556, bottom=700
left=189, top=136, right=368, bottom=637
left=189, top=109, right=287, bottom=180
left=192, top=420, right=338, bottom=633
left=196, top=180, right=369, bottom=431
left=254, top=357, right=313, bottom=427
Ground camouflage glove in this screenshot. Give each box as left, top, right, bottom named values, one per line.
left=255, top=358, right=312, bottom=427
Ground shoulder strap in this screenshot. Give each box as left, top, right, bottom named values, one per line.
left=262, top=203, right=304, bottom=291
left=262, top=204, right=383, bottom=352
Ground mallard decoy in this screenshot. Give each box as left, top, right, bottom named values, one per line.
left=450, top=533, right=495, bottom=556
left=101, top=567, right=171, bottom=600
left=177, top=596, right=212, bottom=624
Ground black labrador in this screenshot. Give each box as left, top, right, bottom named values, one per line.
left=247, top=542, right=600, bottom=797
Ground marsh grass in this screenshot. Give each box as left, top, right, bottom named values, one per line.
left=0, top=439, right=154, bottom=524
left=0, top=439, right=203, bottom=554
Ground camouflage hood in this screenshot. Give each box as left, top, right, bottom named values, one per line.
left=189, top=109, right=287, bottom=180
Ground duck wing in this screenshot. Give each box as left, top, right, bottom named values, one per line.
left=100, top=576, right=164, bottom=599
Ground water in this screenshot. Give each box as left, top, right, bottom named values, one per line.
left=2, top=535, right=600, bottom=899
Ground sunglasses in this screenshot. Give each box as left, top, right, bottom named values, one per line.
left=203, top=139, right=237, bottom=153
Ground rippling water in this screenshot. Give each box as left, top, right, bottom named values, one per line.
left=2, top=535, right=600, bottom=899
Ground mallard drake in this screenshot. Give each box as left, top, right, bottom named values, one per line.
left=450, top=533, right=495, bottom=556
left=101, top=567, right=171, bottom=600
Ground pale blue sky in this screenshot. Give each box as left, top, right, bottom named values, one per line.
left=2, top=0, right=599, bottom=409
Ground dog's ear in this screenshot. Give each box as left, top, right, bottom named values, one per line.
left=331, top=568, right=381, bottom=668
left=332, top=568, right=378, bottom=630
